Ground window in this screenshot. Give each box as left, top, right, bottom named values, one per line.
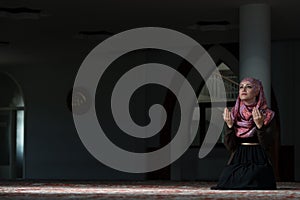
left=191, top=62, right=238, bottom=147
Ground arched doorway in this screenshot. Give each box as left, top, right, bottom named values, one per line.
left=173, top=45, right=240, bottom=180
left=195, top=62, right=239, bottom=146
left=0, top=72, right=25, bottom=179
left=191, top=44, right=239, bottom=147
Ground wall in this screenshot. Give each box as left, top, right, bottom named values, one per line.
left=1, top=39, right=300, bottom=181
left=1, top=48, right=146, bottom=180
left=272, top=40, right=300, bottom=181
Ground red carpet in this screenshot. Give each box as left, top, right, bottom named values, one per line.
left=0, top=181, right=300, bottom=199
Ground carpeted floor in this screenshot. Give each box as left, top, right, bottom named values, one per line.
left=0, top=181, right=300, bottom=199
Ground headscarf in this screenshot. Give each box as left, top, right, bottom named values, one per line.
left=231, top=77, right=275, bottom=138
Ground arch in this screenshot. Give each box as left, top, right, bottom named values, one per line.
left=0, top=71, right=25, bottom=107
left=208, top=44, right=239, bottom=76
left=0, top=71, right=25, bottom=179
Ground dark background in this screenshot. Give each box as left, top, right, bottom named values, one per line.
left=0, top=0, right=299, bottom=181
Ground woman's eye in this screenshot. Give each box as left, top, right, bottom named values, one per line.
left=239, top=85, right=253, bottom=89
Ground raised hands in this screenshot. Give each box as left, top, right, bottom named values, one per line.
left=223, top=107, right=264, bottom=129
left=223, top=107, right=233, bottom=128
left=252, top=107, right=264, bottom=129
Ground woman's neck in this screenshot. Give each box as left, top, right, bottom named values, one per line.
left=242, top=99, right=256, bottom=106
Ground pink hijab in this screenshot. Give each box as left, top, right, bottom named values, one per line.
left=231, top=77, right=275, bottom=138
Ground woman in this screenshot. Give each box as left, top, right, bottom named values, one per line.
left=211, top=77, right=277, bottom=190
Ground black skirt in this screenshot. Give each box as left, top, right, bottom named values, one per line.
left=211, top=144, right=277, bottom=190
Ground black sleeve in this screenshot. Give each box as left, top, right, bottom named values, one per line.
left=256, top=118, right=275, bottom=152
left=224, top=124, right=238, bottom=152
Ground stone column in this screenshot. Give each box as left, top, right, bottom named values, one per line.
left=240, top=4, right=271, bottom=104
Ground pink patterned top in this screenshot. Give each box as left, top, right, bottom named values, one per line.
left=231, top=77, right=275, bottom=138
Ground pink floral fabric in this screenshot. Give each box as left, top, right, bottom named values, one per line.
left=231, top=77, right=275, bottom=138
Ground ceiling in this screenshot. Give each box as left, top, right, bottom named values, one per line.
left=0, top=0, right=300, bottom=65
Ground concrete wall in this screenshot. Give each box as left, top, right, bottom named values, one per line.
left=272, top=40, right=300, bottom=181
left=1, top=39, right=300, bottom=181
left=1, top=52, right=146, bottom=180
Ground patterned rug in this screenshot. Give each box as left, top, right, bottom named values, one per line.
left=0, top=181, right=300, bottom=199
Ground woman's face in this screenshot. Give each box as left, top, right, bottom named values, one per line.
left=239, top=80, right=258, bottom=105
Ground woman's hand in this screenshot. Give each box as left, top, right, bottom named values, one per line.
left=252, top=107, right=264, bottom=129
left=223, top=107, right=233, bottom=128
